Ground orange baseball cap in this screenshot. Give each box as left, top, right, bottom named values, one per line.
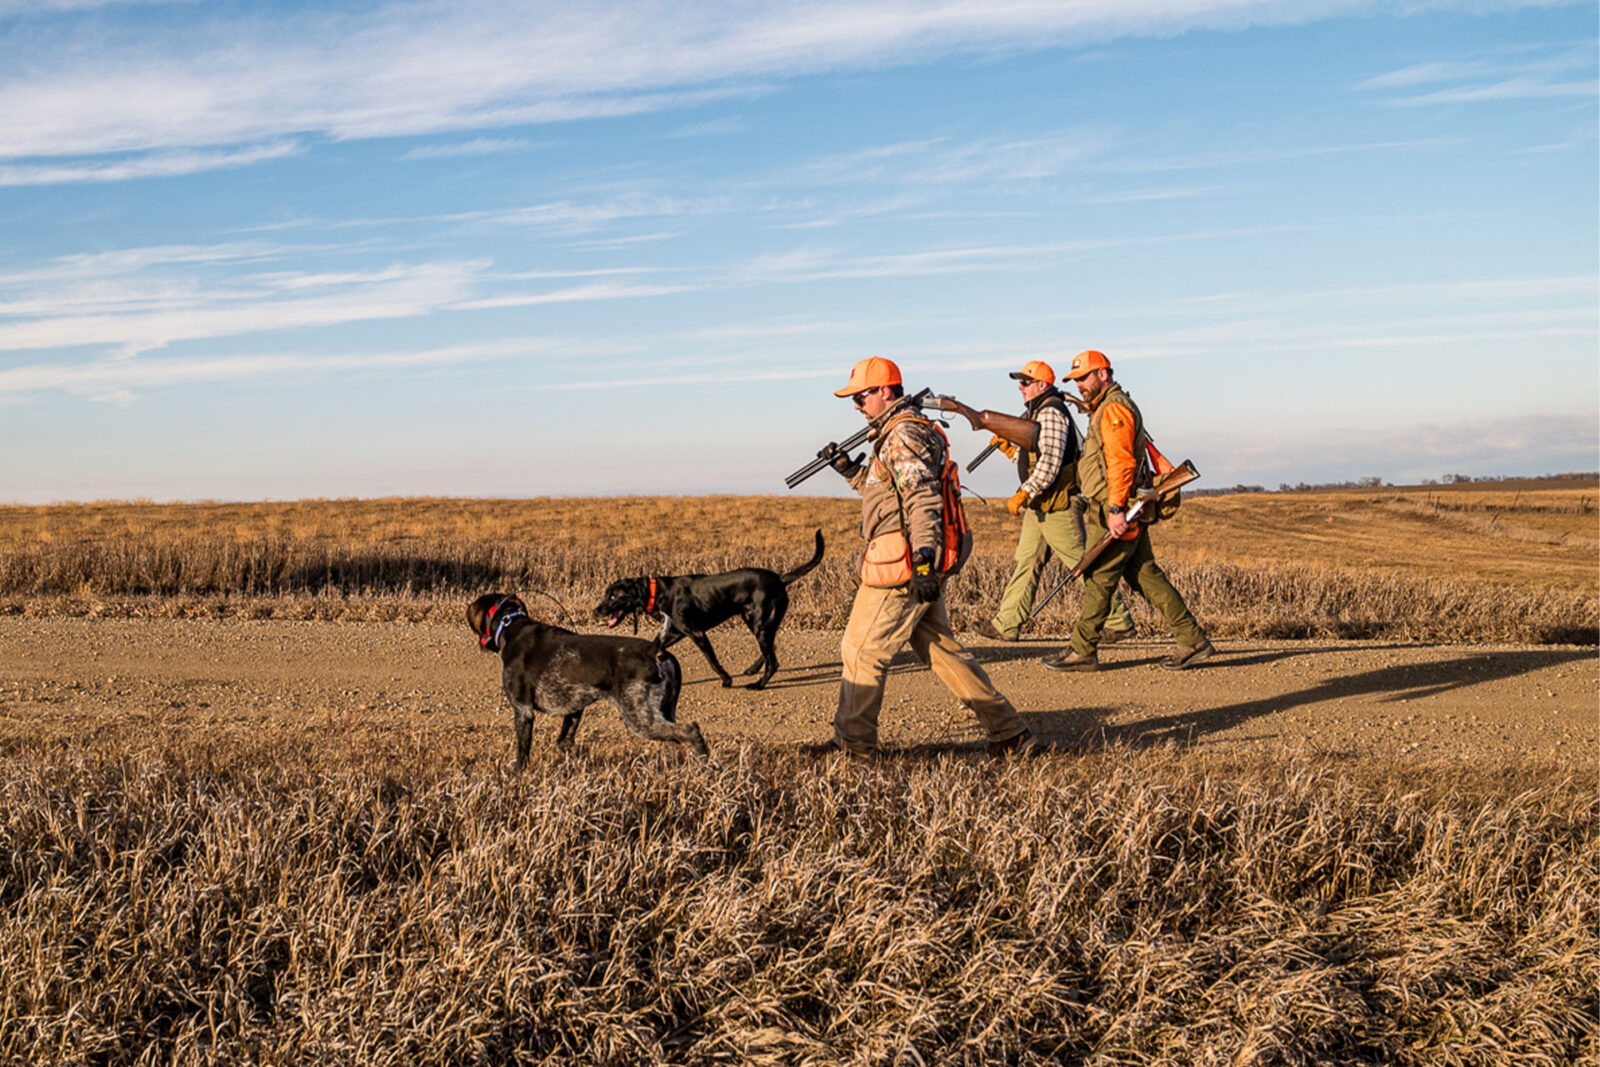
left=1065, top=349, right=1111, bottom=380
left=1008, top=359, right=1055, bottom=384
left=834, top=356, right=903, bottom=397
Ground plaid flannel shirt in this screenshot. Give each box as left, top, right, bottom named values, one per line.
left=1019, top=402, right=1070, bottom=501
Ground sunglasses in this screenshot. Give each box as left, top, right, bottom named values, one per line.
left=851, top=390, right=874, bottom=407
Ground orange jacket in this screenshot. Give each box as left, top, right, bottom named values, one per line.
left=1096, top=400, right=1138, bottom=509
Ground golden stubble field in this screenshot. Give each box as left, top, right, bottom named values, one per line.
left=0, top=482, right=1595, bottom=1065
left=1, top=478, right=1595, bottom=642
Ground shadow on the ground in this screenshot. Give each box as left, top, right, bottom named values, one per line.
left=1067, top=647, right=1594, bottom=750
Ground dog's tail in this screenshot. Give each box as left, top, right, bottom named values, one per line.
left=780, top=529, right=826, bottom=585
left=653, top=650, right=682, bottom=724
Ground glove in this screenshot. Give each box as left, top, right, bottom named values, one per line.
left=909, top=548, right=941, bottom=603
left=1006, top=489, right=1031, bottom=517
left=818, top=442, right=863, bottom=480
left=989, top=434, right=1018, bottom=460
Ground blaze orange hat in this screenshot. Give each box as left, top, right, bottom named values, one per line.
left=1065, top=349, right=1111, bottom=380
left=1008, top=359, right=1055, bottom=384
left=834, top=356, right=903, bottom=397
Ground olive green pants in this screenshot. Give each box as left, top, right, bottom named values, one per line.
left=991, top=498, right=1133, bottom=638
left=836, top=583, right=1028, bottom=754
left=1072, top=504, right=1206, bottom=655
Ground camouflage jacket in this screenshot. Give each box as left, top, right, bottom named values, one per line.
left=847, top=397, right=944, bottom=558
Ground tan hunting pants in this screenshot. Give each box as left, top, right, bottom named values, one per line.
left=834, top=582, right=1028, bottom=754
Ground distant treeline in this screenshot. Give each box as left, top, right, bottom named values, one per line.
left=1188, top=471, right=1600, bottom=497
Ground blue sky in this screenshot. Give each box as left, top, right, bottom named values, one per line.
left=1, top=0, right=1595, bottom=503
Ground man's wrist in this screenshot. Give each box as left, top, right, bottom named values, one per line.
left=1106, top=504, right=1126, bottom=514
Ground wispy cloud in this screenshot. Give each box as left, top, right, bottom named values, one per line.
left=2, top=0, right=1575, bottom=168
left=0, top=338, right=550, bottom=403
left=665, top=116, right=747, bottom=139
left=450, top=281, right=699, bottom=311
left=401, top=137, right=538, bottom=160
left=0, top=142, right=301, bottom=187
left=1359, top=42, right=1597, bottom=106
left=0, top=260, right=486, bottom=355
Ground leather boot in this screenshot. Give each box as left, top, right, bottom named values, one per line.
left=1042, top=647, right=1098, bottom=672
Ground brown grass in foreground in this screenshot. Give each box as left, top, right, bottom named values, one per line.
left=1, top=737, right=1593, bottom=1066
left=0, top=486, right=1595, bottom=643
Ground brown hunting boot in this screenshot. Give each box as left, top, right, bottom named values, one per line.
left=975, top=619, right=1018, bottom=642
left=1160, top=640, right=1216, bottom=671
left=1042, top=647, right=1098, bottom=672
left=1099, top=625, right=1134, bottom=645
left=988, top=729, right=1037, bottom=756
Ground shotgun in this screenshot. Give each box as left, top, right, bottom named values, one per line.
left=785, top=387, right=935, bottom=489
left=926, top=393, right=1090, bottom=473
left=1027, top=460, right=1201, bottom=620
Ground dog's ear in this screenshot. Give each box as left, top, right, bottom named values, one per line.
left=503, top=595, right=528, bottom=615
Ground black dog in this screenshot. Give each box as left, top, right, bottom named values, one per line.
left=594, top=529, right=824, bottom=690
left=468, top=593, right=709, bottom=765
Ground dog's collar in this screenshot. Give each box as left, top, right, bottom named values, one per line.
left=645, top=577, right=657, bottom=614
left=480, top=602, right=528, bottom=652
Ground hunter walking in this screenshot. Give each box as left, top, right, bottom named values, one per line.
left=807, top=356, right=1034, bottom=756
left=975, top=359, right=1135, bottom=644
left=1043, top=350, right=1215, bottom=672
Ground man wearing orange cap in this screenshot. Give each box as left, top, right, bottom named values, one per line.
left=974, top=359, right=1135, bottom=643
left=806, top=356, right=1033, bottom=756
left=1042, top=350, right=1213, bottom=671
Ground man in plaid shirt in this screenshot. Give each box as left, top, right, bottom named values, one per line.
left=975, top=360, right=1135, bottom=643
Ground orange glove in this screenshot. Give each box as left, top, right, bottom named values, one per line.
left=1006, top=489, right=1030, bottom=516
left=989, top=434, right=1018, bottom=460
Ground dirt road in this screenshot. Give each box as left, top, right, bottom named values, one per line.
left=2, top=618, right=1592, bottom=772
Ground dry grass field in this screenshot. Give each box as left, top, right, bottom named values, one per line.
left=0, top=483, right=1595, bottom=1065
left=0, top=479, right=1595, bottom=643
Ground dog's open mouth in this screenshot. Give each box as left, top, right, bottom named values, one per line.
left=606, top=612, right=625, bottom=629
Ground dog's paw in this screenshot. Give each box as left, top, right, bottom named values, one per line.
left=719, top=677, right=733, bottom=688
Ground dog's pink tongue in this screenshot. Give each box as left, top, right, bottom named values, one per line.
left=607, top=615, right=621, bottom=628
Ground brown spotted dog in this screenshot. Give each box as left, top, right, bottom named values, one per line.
left=468, top=593, right=709, bottom=766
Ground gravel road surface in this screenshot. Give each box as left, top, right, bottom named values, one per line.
left=2, top=619, right=1592, bottom=771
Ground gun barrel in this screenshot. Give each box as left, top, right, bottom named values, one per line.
left=785, top=388, right=935, bottom=489
left=786, top=423, right=871, bottom=488
left=966, top=441, right=1000, bottom=473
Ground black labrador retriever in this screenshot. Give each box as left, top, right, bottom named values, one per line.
left=594, top=529, right=824, bottom=690
left=469, top=593, right=709, bottom=765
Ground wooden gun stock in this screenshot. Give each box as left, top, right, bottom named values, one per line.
left=924, top=396, right=1038, bottom=469
left=1068, top=461, right=1199, bottom=580
left=1026, top=460, right=1201, bottom=621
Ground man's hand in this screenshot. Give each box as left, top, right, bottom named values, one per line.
left=989, top=434, right=1018, bottom=460
left=1006, top=489, right=1031, bottom=517
left=818, top=442, right=863, bottom=480
left=909, top=548, right=941, bottom=603
left=1107, top=507, right=1132, bottom=538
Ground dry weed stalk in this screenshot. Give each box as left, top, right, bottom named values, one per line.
left=0, top=742, right=1593, bottom=1065
left=0, top=491, right=1594, bottom=644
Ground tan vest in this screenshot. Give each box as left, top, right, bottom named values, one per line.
left=1077, top=382, right=1148, bottom=506
left=857, top=404, right=946, bottom=586
left=1016, top=390, right=1078, bottom=513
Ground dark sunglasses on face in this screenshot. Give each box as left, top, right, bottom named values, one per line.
left=852, top=390, right=872, bottom=406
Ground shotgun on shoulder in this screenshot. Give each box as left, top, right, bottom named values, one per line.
left=785, top=387, right=934, bottom=489
left=1027, top=460, right=1201, bottom=621
left=926, top=394, right=1089, bottom=473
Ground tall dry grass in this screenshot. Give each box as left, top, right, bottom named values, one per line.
left=0, top=489, right=1594, bottom=643
left=1, top=739, right=1593, bottom=1066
